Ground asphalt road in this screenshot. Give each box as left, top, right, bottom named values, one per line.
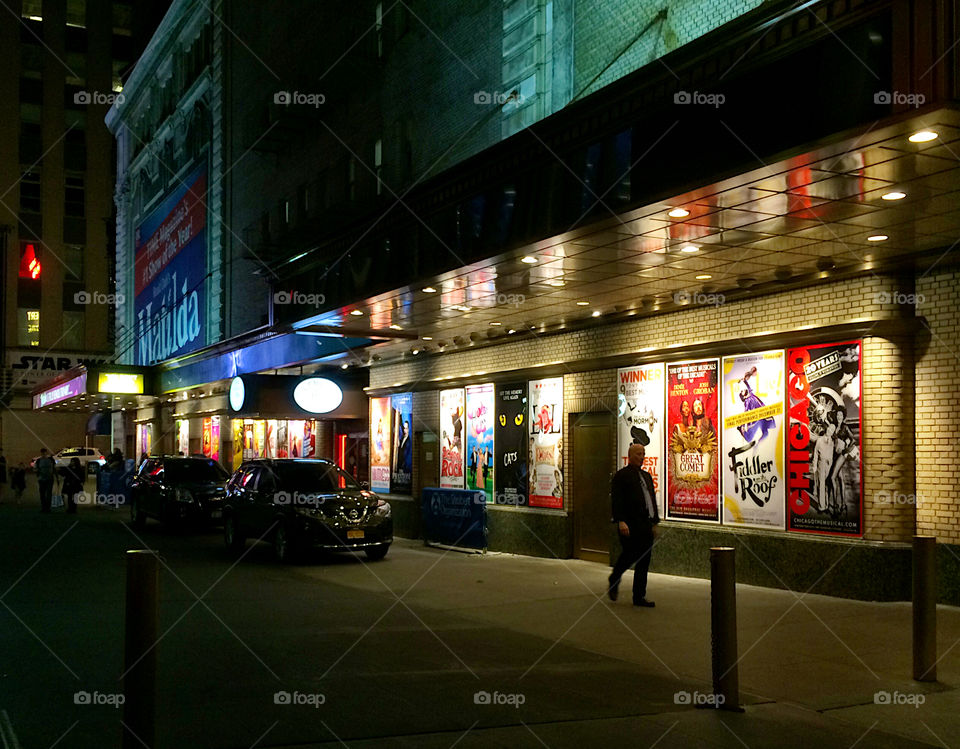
left=0, top=488, right=957, bottom=748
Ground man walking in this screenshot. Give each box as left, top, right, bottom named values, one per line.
left=607, top=444, right=660, bottom=607
left=35, top=447, right=56, bottom=513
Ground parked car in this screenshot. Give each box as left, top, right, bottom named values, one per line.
left=31, top=447, right=106, bottom=475
left=222, top=459, right=393, bottom=563
left=130, top=456, right=230, bottom=529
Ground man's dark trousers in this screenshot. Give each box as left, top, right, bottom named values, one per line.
left=609, top=524, right=654, bottom=603
left=38, top=480, right=53, bottom=512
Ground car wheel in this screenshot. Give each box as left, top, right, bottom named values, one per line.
left=130, top=497, right=147, bottom=530
left=224, top=514, right=245, bottom=553
left=365, top=543, right=390, bottom=561
left=274, top=522, right=305, bottom=563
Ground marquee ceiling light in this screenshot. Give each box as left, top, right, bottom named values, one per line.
left=867, top=234, right=888, bottom=242
left=389, top=324, right=402, bottom=330
left=422, top=286, right=437, bottom=293
left=908, top=130, right=937, bottom=143
left=696, top=274, right=712, bottom=280
left=548, top=279, right=565, bottom=287
left=489, top=321, right=502, bottom=326
left=668, top=208, right=690, bottom=218
left=881, top=190, right=906, bottom=200
left=576, top=301, right=590, bottom=306
left=591, top=310, right=602, bottom=317
left=422, top=336, right=433, bottom=340
left=350, top=309, right=364, bottom=316
left=520, top=255, right=538, bottom=264
left=680, top=245, right=699, bottom=253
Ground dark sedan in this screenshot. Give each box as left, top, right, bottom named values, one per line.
left=222, top=459, right=393, bottom=563
left=130, top=456, right=230, bottom=529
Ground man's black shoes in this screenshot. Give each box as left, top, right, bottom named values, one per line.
left=606, top=576, right=618, bottom=601
left=633, top=598, right=655, bottom=608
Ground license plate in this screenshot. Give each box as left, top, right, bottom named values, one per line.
left=347, top=529, right=364, bottom=539
left=210, top=510, right=222, bottom=519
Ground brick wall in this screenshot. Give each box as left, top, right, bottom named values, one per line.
left=915, top=269, right=960, bottom=544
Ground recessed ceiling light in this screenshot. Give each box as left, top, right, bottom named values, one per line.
left=422, top=286, right=437, bottom=293
left=881, top=191, right=906, bottom=201
left=867, top=234, right=888, bottom=242
left=909, top=130, right=937, bottom=143
left=695, top=274, right=712, bottom=280
left=340, top=363, right=349, bottom=369
left=668, top=208, right=690, bottom=218
left=591, top=310, right=602, bottom=317
left=521, top=255, right=538, bottom=264
left=422, top=336, right=433, bottom=340
left=350, top=309, right=363, bottom=316
left=507, top=329, right=516, bottom=334
left=489, top=321, right=502, bottom=326
left=452, top=305, right=471, bottom=312
left=389, top=324, right=402, bottom=330
left=412, top=349, right=420, bottom=355
left=576, top=301, right=590, bottom=306
left=548, top=279, right=565, bottom=287
left=681, top=245, right=699, bottom=253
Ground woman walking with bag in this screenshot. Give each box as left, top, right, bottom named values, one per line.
left=59, top=457, right=84, bottom=514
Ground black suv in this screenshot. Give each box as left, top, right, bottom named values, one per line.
left=130, top=456, right=230, bottom=529
left=223, top=459, right=393, bottom=563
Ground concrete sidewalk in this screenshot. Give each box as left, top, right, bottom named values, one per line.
left=0, top=503, right=957, bottom=748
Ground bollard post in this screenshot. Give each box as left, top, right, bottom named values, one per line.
left=912, top=535, right=937, bottom=682
left=122, top=550, right=159, bottom=749
left=711, top=546, right=741, bottom=711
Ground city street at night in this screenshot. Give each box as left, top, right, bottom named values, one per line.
left=1, top=489, right=958, bottom=748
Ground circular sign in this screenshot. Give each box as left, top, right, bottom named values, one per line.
left=293, top=377, right=343, bottom=414
left=229, top=377, right=246, bottom=411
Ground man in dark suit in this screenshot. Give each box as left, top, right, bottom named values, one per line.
left=607, top=444, right=660, bottom=607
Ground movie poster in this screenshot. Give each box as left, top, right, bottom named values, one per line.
left=666, top=360, right=720, bottom=522
left=390, top=393, right=413, bottom=494
left=617, top=364, right=665, bottom=513
left=176, top=419, right=189, bottom=456
left=370, top=397, right=392, bottom=491
left=529, top=377, right=563, bottom=509
left=787, top=341, right=862, bottom=536
left=465, top=384, right=495, bottom=503
left=202, top=418, right=213, bottom=458
left=232, top=419, right=243, bottom=470
left=253, top=420, right=265, bottom=458
left=303, top=420, right=316, bottom=458
left=495, top=382, right=528, bottom=506
left=439, top=389, right=465, bottom=488
left=276, top=420, right=288, bottom=458
left=721, top=351, right=786, bottom=529
left=289, top=420, right=304, bottom=458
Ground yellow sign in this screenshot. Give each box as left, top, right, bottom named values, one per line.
left=98, top=372, right=144, bottom=394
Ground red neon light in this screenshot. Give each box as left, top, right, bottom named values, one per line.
left=19, top=243, right=41, bottom=279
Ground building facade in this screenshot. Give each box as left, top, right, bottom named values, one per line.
left=88, top=0, right=960, bottom=601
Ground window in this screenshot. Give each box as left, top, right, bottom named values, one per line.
left=67, top=0, right=86, bottom=28
left=19, top=242, right=41, bottom=279
left=112, top=1, right=132, bottom=36
left=21, top=0, right=41, bottom=20
left=18, top=309, right=40, bottom=347
left=297, top=183, right=310, bottom=218
left=279, top=199, right=290, bottom=228
left=375, top=2, right=384, bottom=58
left=63, top=312, right=85, bottom=349
left=347, top=158, right=357, bottom=202
left=374, top=139, right=383, bottom=196
left=20, top=169, right=41, bottom=214
left=65, top=174, right=85, bottom=217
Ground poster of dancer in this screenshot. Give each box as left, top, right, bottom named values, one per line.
left=465, top=384, right=495, bottom=503
left=370, top=397, right=392, bottom=491
left=529, top=377, right=563, bottom=509
left=617, top=364, right=665, bottom=513
left=721, top=351, right=785, bottom=529
left=439, top=388, right=465, bottom=488
left=390, top=393, right=413, bottom=494
left=787, top=341, right=862, bottom=536
left=666, top=359, right=720, bottom=522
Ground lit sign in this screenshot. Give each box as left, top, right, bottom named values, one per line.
left=33, top=373, right=87, bottom=409
left=293, top=378, right=343, bottom=414
left=229, top=377, right=246, bottom=411
left=98, top=372, right=144, bottom=394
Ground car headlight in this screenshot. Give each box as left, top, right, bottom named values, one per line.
left=174, top=488, right=194, bottom=503
left=373, top=499, right=391, bottom=518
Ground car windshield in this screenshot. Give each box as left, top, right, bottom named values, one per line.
left=269, top=462, right=361, bottom=492
left=165, top=459, right=229, bottom=483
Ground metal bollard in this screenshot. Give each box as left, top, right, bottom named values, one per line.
left=122, top=550, right=159, bottom=749
left=711, top=546, right=741, bottom=711
left=912, top=536, right=937, bottom=682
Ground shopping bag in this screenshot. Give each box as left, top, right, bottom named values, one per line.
left=51, top=493, right=64, bottom=509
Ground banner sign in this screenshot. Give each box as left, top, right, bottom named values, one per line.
left=370, top=397, right=392, bottom=491
left=495, top=382, right=528, bottom=506
left=529, top=377, right=563, bottom=509
left=439, top=389, right=465, bottom=488
left=134, top=166, right=207, bottom=365
left=465, top=384, right=495, bottom=504
left=33, top=372, right=87, bottom=409
left=787, top=341, right=863, bottom=536
left=721, top=351, right=786, bottom=529
left=10, top=350, right=110, bottom=391
left=390, top=393, right=413, bottom=494
left=421, top=487, right=487, bottom=550
left=617, top=364, right=665, bottom=513
left=666, top=360, right=720, bottom=522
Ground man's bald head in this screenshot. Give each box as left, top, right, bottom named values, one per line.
left=627, top=444, right=645, bottom=467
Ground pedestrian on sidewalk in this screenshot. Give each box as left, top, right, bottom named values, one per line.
left=607, top=443, right=660, bottom=607
left=59, top=457, right=84, bottom=514
left=0, top=449, right=6, bottom=503
left=10, top=463, right=26, bottom=503
left=35, top=448, right=56, bottom=513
